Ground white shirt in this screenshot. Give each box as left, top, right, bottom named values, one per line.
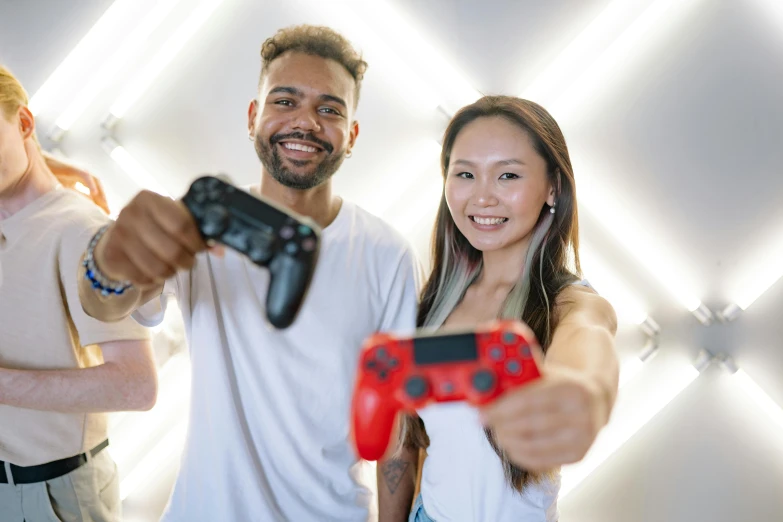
left=133, top=200, right=420, bottom=522
left=418, top=403, right=560, bottom=522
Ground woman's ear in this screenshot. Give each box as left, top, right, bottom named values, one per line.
left=547, top=186, right=556, bottom=207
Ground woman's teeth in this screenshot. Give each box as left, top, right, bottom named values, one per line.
left=471, top=216, right=508, bottom=225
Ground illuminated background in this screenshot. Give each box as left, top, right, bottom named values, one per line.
left=2, top=0, right=783, bottom=520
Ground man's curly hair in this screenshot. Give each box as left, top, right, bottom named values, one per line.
left=259, top=25, right=368, bottom=108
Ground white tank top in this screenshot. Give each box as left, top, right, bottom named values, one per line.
left=417, top=279, right=591, bottom=521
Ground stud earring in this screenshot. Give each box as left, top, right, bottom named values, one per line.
left=346, top=150, right=352, bottom=158
left=248, top=133, right=254, bottom=141
left=549, top=204, right=556, bottom=214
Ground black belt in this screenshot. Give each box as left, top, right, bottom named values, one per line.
left=0, top=439, right=109, bottom=485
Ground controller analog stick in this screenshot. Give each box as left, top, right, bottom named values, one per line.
left=404, top=376, right=428, bottom=399
left=472, top=370, right=496, bottom=393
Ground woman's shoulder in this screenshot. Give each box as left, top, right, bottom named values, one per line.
left=554, top=279, right=617, bottom=330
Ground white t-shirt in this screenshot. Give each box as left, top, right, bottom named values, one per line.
left=133, top=200, right=420, bottom=522
left=417, top=280, right=592, bottom=522
left=418, top=403, right=560, bottom=522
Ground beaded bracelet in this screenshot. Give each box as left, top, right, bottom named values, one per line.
left=82, top=224, right=134, bottom=296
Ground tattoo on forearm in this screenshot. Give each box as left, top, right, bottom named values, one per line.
left=382, top=459, right=410, bottom=495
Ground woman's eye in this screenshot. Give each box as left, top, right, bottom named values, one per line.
left=500, top=173, right=520, bottom=180
left=456, top=172, right=474, bottom=179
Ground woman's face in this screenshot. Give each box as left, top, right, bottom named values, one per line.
left=445, top=116, right=554, bottom=253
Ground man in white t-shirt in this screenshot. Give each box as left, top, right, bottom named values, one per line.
left=77, top=25, right=420, bottom=521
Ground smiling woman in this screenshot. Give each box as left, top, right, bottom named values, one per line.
left=382, top=96, right=618, bottom=522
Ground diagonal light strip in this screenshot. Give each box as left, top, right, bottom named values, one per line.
left=336, top=0, right=705, bottom=320
left=717, top=0, right=783, bottom=319
left=521, top=0, right=650, bottom=105
left=120, top=421, right=187, bottom=500
left=102, top=137, right=171, bottom=197
left=560, top=361, right=701, bottom=498
left=580, top=245, right=650, bottom=326
left=339, top=0, right=481, bottom=113
left=719, top=356, right=783, bottom=430
left=525, top=0, right=711, bottom=320
left=51, top=0, right=186, bottom=134
left=108, top=0, right=225, bottom=121
left=28, top=0, right=142, bottom=116
left=721, top=224, right=783, bottom=320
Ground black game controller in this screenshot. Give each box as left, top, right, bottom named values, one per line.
left=182, top=175, right=321, bottom=329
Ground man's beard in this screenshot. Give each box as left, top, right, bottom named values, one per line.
left=254, top=131, right=346, bottom=190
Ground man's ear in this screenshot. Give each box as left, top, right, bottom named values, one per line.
left=347, top=120, right=360, bottom=153
left=18, top=106, right=36, bottom=140
left=247, top=99, right=259, bottom=137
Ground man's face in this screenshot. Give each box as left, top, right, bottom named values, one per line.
left=0, top=107, right=31, bottom=196
left=248, top=51, right=359, bottom=190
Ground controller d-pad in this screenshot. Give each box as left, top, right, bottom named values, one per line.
left=365, top=347, right=397, bottom=382
left=405, top=376, right=428, bottom=399
left=201, top=205, right=229, bottom=237
left=472, top=370, right=496, bottom=393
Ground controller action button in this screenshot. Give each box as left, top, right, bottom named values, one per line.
left=194, top=192, right=206, bottom=204
left=520, top=345, right=531, bottom=358
left=490, top=346, right=503, bottom=360
left=505, top=360, right=521, bottom=375
left=472, top=370, right=496, bottom=393
left=298, top=225, right=312, bottom=236
left=405, top=376, right=428, bottom=399
left=284, top=242, right=299, bottom=256
left=301, top=238, right=316, bottom=252
left=280, top=226, right=295, bottom=240
left=502, top=332, right=517, bottom=344
left=205, top=178, right=219, bottom=190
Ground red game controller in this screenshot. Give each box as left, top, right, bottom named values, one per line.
left=351, top=319, right=541, bottom=461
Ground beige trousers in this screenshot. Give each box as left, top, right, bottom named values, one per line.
left=0, top=450, right=120, bottom=522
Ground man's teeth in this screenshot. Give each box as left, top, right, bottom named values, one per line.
left=472, top=216, right=507, bottom=225
left=283, top=142, right=319, bottom=153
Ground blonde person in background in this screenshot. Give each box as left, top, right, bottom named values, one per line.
left=0, top=64, right=157, bottom=522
